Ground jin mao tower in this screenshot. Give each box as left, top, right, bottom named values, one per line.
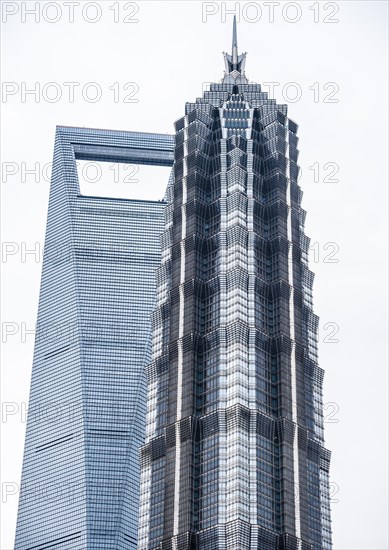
left=139, top=19, right=332, bottom=550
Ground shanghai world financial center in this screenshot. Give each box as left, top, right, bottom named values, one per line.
left=15, top=19, right=332, bottom=550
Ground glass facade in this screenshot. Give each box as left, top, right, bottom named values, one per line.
left=15, top=20, right=332, bottom=550
left=14, top=127, right=173, bottom=549
left=139, top=20, right=332, bottom=550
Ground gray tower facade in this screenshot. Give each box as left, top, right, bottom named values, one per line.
left=15, top=127, right=173, bottom=549
left=139, top=21, right=332, bottom=550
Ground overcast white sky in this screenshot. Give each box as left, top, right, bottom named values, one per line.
left=1, top=1, right=388, bottom=548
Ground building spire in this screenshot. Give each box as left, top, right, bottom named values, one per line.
left=232, top=15, right=238, bottom=66
left=223, top=17, right=247, bottom=82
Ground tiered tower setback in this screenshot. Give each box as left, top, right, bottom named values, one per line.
left=139, top=19, right=332, bottom=550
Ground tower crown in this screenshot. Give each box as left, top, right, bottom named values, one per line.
left=223, top=16, right=248, bottom=82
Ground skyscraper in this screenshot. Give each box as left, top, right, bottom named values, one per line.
left=15, top=127, right=174, bottom=549
left=139, top=19, right=332, bottom=550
